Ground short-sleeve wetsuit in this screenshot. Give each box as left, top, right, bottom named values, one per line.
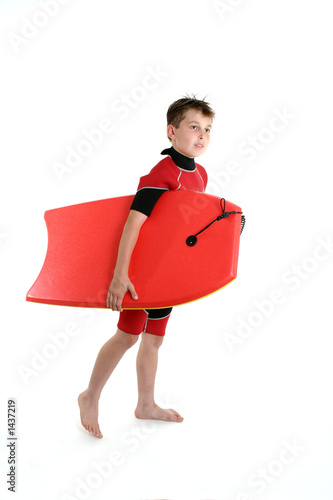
left=117, top=146, right=208, bottom=336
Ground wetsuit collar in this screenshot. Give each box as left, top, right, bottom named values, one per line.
left=161, top=146, right=196, bottom=171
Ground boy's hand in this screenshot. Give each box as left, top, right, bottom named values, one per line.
left=106, top=273, right=138, bottom=311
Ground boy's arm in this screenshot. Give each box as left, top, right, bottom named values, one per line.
left=106, top=209, right=147, bottom=311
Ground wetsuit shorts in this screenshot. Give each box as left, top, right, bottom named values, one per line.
left=117, top=308, right=173, bottom=336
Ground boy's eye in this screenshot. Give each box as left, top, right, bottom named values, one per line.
left=205, top=129, right=211, bottom=133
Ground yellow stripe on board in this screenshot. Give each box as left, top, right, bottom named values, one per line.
left=123, top=278, right=236, bottom=310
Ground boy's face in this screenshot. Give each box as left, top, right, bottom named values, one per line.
left=167, top=109, right=212, bottom=158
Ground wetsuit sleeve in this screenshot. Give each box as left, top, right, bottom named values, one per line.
left=196, top=163, right=208, bottom=192
left=130, top=160, right=178, bottom=217
left=130, top=188, right=167, bottom=217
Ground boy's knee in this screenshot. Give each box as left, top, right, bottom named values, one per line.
left=142, top=332, right=164, bottom=348
left=116, top=329, right=139, bottom=348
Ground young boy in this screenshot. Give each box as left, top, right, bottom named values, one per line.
left=78, top=96, right=215, bottom=438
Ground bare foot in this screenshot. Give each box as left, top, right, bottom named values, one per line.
left=78, top=390, right=103, bottom=438
left=135, top=403, right=183, bottom=422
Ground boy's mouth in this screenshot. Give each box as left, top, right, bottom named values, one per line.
left=195, top=143, right=204, bottom=148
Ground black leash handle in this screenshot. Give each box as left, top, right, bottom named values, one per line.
left=186, top=198, right=245, bottom=247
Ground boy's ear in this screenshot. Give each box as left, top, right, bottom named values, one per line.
left=167, top=124, right=176, bottom=140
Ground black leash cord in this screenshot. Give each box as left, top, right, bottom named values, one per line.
left=186, top=198, right=245, bottom=247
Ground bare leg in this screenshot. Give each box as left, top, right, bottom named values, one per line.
left=134, top=333, right=183, bottom=422
left=78, top=329, right=138, bottom=438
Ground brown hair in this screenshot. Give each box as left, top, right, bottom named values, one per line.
left=167, top=94, right=215, bottom=141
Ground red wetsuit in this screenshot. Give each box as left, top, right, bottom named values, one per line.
left=117, top=146, right=208, bottom=336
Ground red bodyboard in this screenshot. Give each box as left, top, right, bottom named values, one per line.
left=26, top=191, right=242, bottom=309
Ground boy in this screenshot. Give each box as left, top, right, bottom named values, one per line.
left=78, top=96, right=215, bottom=438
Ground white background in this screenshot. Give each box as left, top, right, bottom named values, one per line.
left=0, top=1, right=332, bottom=499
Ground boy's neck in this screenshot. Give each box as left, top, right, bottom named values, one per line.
left=172, top=145, right=194, bottom=159
left=161, top=146, right=196, bottom=171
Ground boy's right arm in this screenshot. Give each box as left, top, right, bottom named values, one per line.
left=106, top=209, right=148, bottom=311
